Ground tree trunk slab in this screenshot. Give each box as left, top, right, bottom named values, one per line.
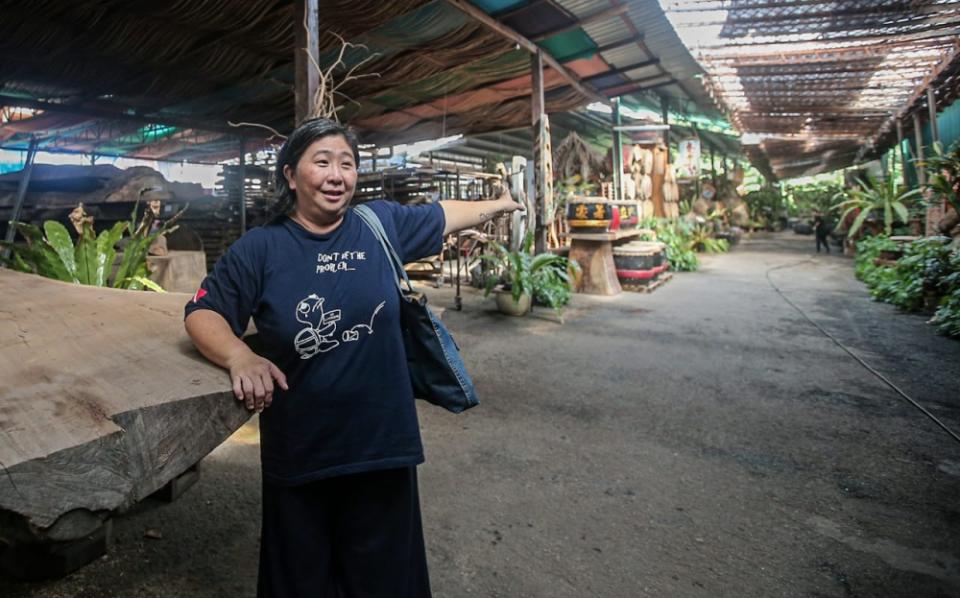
left=569, top=239, right=622, bottom=296
left=0, top=268, right=247, bottom=547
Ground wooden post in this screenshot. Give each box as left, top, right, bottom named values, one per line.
left=294, top=0, right=319, bottom=125
left=660, top=95, right=670, bottom=149
left=896, top=119, right=907, bottom=188
left=913, top=112, right=926, bottom=187
left=692, top=125, right=701, bottom=201
left=654, top=95, right=670, bottom=218
left=531, top=49, right=550, bottom=255
left=925, top=87, right=943, bottom=235
left=927, top=88, right=940, bottom=145
left=238, top=138, right=247, bottom=235
left=612, top=98, right=623, bottom=202
left=3, top=136, right=39, bottom=247
left=709, top=142, right=717, bottom=189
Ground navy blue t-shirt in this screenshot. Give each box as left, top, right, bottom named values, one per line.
left=185, top=200, right=445, bottom=485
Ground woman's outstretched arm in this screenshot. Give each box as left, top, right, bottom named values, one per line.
left=440, top=188, right=524, bottom=235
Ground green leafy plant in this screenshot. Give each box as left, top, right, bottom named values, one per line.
left=931, top=250, right=960, bottom=337
left=744, top=187, right=786, bottom=230
left=854, top=235, right=960, bottom=338
left=1, top=200, right=183, bottom=291
left=689, top=224, right=729, bottom=253
left=869, top=237, right=951, bottom=310
left=787, top=182, right=843, bottom=216
left=853, top=234, right=896, bottom=286
left=919, top=140, right=960, bottom=213
left=832, top=175, right=921, bottom=237
left=481, top=231, right=580, bottom=315
left=652, top=220, right=699, bottom=272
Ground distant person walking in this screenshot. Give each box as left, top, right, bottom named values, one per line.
left=813, top=211, right=832, bottom=253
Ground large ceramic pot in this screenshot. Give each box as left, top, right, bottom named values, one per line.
left=495, top=290, right=531, bottom=316
left=566, top=198, right=613, bottom=234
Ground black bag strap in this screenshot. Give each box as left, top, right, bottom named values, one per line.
left=353, top=204, right=414, bottom=293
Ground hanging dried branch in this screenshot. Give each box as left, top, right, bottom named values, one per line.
left=304, top=30, right=381, bottom=122
left=227, top=121, right=287, bottom=140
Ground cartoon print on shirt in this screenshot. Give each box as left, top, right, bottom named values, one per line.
left=293, top=294, right=386, bottom=359
left=342, top=301, right=385, bottom=342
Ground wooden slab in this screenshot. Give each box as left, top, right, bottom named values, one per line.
left=0, top=269, right=247, bottom=544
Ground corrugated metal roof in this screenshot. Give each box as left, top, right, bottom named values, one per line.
left=557, top=0, right=716, bottom=117
left=662, top=0, right=960, bottom=179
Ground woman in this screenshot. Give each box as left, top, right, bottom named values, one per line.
left=184, top=118, right=522, bottom=597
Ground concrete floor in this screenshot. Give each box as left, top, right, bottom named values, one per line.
left=4, top=231, right=960, bottom=597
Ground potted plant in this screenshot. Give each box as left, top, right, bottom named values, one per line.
left=481, top=232, right=579, bottom=317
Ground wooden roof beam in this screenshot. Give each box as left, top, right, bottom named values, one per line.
left=443, top=0, right=607, bottom=106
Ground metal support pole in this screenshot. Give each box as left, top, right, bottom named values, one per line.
left=913, top=112, right=926, bottom=187
left=238, top=138, right=247, bottom=235
left=4, top=136, right=40, bottom=249
left=454, top=169, right=462, bottom=310
left=927, top=88, right=940, bottom=146
left=612, top=97, right=623, bottom=202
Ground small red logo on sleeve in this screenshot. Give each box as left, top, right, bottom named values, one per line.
left=192, top=288, right=208, bottom=303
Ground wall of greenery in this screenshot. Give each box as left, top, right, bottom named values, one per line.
left=855, top=235, right=960, bottom=338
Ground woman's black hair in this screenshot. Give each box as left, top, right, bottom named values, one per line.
left=273, top=118, right=360, bottom=215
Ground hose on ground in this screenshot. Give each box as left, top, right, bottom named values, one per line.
left=766, top=260, right=960, bottom=446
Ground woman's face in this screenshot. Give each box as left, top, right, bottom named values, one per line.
left=284, top=134, right=357, bottom=226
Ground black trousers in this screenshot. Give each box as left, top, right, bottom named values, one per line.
left=258, top=467, right=432, bottom=598
left=816, top=233, right=831, bottom=253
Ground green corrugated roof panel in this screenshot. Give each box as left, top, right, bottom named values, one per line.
left=538, top=28, right=597, bottom=62
left=472, top=0, right=528, bottom=14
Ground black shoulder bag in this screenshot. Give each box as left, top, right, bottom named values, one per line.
left=354, top=204, right=479, bottom=413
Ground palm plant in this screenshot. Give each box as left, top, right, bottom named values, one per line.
left=832, top=175, right=921, bottom=237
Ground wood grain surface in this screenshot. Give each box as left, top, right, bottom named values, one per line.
left=0, top=269, right=248, bottom=542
